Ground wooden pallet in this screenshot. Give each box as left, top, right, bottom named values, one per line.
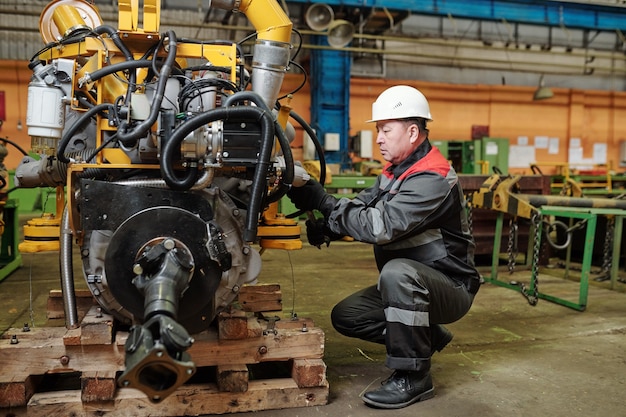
left=0, top=284, right=328, bottom=416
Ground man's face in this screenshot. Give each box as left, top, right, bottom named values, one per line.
left=374, top=120, right=420, bottom=165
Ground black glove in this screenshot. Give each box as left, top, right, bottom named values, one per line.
left=305, top=218, right=344, bottom=249
left=287, top=179, right=337, bottom=216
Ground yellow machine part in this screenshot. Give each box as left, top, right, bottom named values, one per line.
left=239, top=0, right=292, bottom=42
left=302, top=160, right=333, bottom=185
left=19, top=214, right=61, bottom=253
left=52, top=4, right=89, bottom=37
left=257, top=224, right=303, bottom=250
left=257, top=204, right=302, bottom=250
left=39, top=0, right=103, bottom=43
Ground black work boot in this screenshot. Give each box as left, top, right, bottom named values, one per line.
left=362, top=370, right=434, bottom=409
left=431, top=324, right=453, bottom=355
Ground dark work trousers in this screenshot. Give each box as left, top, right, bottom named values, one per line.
left=331, top=258, right=475, bottom=374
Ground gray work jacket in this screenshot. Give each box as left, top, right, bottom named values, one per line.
left=326, top=140, right=481, bottom=294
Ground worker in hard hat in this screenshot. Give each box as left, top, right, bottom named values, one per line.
left=288, top=85, right=481, bottom=409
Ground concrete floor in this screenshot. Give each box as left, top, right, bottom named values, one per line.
left=1, top=222, right=626, bottom=416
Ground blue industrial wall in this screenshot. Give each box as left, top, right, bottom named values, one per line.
left=310, top=35, right=352, bottom=169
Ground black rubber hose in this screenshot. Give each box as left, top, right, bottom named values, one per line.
left=222, top=91, right=294, bottom=203
left=160, top=106, right=274, bottom=242
left=83, top=59, right=153, bottom=83
left=117, top=30, right=178, bottom=146
left=0, top=137, right=29, bottom=156
left=285, top=109, right=327, bottom=219
left=57, top=103, right=113, bottom=163
left=94, top=25, right=136, bottom=101
left=241, top=108, right=274, bottom=242
left=222, top=90, right=270, bottom=109
left=95, top=25, right=133, bottom=60
left=288, top=109, right=326, bottom=186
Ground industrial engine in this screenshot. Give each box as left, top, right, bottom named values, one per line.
left=15, top=0, right=313, bottom=402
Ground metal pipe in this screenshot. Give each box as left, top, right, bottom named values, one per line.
left=59, top=206, right=78, bottom=329
left=212, top=0, right=292, bottom=42
left=175, top=21, right=626, bottom=64
left=212, top=0, right=292, bottom=107
left=112, top=169, right=214, bottom=190
left=523, top=194, right=626, bottom=210
left=299, top=43, right=626, bottom=77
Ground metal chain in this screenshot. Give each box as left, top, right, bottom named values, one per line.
left=543, top=218, right=588, bottom=250
left=507, top=217, right=519, bottom=274
left=527, top=212, right=541, bottom=305
left=596, top=215, right=615, bottom=281
left=512, top=212, right=540, bottom=306
left=567, top=218, right=589, bottom=234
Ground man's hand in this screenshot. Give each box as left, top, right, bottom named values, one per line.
left=305, top=218, right=331, bottom=248
left=287, top=179, right=328, bottom=212
left=305, top=217, right=344, bottom=249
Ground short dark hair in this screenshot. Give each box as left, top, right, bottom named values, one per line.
left=402, top=118, right=429, bottom=136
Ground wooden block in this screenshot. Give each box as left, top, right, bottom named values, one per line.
left=275, top=317, right=315, bottom=331
left=0, top=374, right=37, bottom=407
left=238, top=284, right=282, bottom=313
left=47, top=289, right=95, bottom=320
left=218, top=309, right=249, bottom=340
left=219, top=312, right=266, bottom=339
left=81, top=370, right=117, bottom=402
left=291, top=358, right=327, bottom=388
left=19, top=379, right=329, bottom=416
left=216, top=364, right=249, bottom=392
left=48, top=289, right=93, bottom=299
left=62, top=328, right=82, bottom=346
left=80, top=306, right=113, bottom=345
left=1, top=326, right=66, bottom=342
left=189, top=327, right=325, bottom=367
left=46, top=295, right=65, bottom=319
left=247, top=316, right=263, bottom=338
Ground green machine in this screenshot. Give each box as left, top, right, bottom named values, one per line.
left=432, top=138, right=509, bottom=174
left=0, top=198, right=22, bottom=282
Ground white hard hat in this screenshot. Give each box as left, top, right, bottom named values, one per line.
left=367, top=85, right=432, bottom=123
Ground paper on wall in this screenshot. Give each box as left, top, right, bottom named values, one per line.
left=509, top=145, right=536, bottom=168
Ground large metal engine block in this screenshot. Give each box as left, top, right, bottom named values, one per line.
left=15, top=0, right=309, bottom=402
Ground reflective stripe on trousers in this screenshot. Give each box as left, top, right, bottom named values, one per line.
left=331, top=258, right=474, bottom=372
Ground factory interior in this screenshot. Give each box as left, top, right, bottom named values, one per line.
left=0, top=0, right=626, bottom=416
